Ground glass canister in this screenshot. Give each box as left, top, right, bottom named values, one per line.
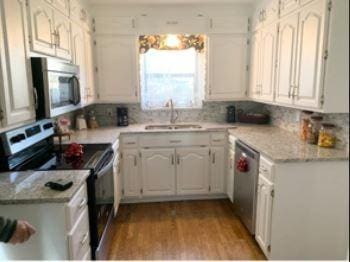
left=318, top=124, right=337, bottom=148
left=306, top=116, right=323, bottom=144
left=300, top=111, right=313, bottom=140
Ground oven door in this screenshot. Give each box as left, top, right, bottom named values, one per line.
left=93, top=150, right=115, bottom=260
left=46, top=71, right=81, bottom=117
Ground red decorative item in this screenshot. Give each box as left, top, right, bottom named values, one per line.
left=64, top=143, right=84, bottom=158
left=237, top=156, right=249, bottom=172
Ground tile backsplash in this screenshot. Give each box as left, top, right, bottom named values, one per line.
left=263, top=104, right=349, bottom=149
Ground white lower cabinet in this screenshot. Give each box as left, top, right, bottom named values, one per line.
left=141, top=148, right=176, bottom=196
left=255, top=174, right=274, bottom=258
left=209, top=147, right=225, bottom=194
left=122, top=149, right=140, bottom=197
left=176, top=147, right=210, bottom=195
left=226, top=136, right=236, bottom=202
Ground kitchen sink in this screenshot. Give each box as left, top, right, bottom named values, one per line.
left=145, top=124, right=202, bottom=130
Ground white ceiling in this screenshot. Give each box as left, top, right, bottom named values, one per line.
left=89, top=0, right=256, bottom=5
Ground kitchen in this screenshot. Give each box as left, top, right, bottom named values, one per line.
left=0, top=0, right=348, bottom=260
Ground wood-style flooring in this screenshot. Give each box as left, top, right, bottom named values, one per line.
left=108, top=199, right=265, bottom=260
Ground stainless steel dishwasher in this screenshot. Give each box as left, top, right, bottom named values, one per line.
left=234, top=140, right=260, bottom=235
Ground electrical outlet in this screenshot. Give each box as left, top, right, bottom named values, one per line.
left=106, top=108, right=113, bottom=117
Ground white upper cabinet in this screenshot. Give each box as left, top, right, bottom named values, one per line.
left=141, top=148, right=176, bottom=196
left=208, top=16, right=248, bottom=34
left=84, top=31, right=96, bottom=105
left=0, top=0, right=35, bottom=127
left=209, top=147, right=225, bottom=194
left=94, top=17, right=136, bottom=35
left=207, top=35, right=247, bottom=101
left=249, top=31, right=262, bottom=99
left=275, top=13, right=299, bottom=105
left=54, top=11, right=72, bottom=60
left=122, top=149, right=140, bottom=197
left=293, top=0, right=325, bottom=109
left=51, top=0, right=69, bottom=16
left=28, top=0, right=56, bottom=56
left=70, top=0, right=90, bottom=30
left=95, top=36, right=139, bottom=103
left=260, top=23, right=277, bottom=101
left=176, top=147, right=210, bottom=195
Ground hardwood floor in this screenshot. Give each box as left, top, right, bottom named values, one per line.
left=108, top=199, right=265, bottom=260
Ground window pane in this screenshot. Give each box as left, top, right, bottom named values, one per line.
left=140, top=48, right=204, bottom=109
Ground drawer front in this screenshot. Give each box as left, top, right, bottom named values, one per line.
left=210, top=133, right=227, bottom=146
left=66, top=184, right=88, bottom=231
left=259, top=155, right=275, bottom=182
left=68, top=208, right=90, bottom=260
left=121, top=135, right=138, bottom=148
left=140, top=133, right=210, bottom=147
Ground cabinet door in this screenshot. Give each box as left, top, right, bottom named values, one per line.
left=84, top=31, right=95, bottom=105
left=96, top=36, right=139, bottom=103
left=0, top=0, right=35, bottom=126
left=294, top=0, right=325, bottom=109
left=54, top=11, right=72, bottom=60
left=113, top=153, right=121, bottom=216
left=275, top=14, right=299, bottom=105
left=28, top=0, right=56, bottom=56
left=280, top=0, right=300, bottom=17
left=122, top=149, right=140, bottom=197
left=210, top=147, right=225, bottom=194
left=249, top=31, right=262, bottom=99
left=71, top=24, right=87, bottom=104
left=260, top=23, right=278, bottom=102
left=176, top=147, right=210, bottom=195
left=141, top=148, right=176, bottom=196
left=227, top=148, right=235, bottom=203
left=255, top=174, right=274, bottom=258
left=208, top=35, right=247, bottom=100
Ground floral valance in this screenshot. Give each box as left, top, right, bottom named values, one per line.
left=139, top=34, right=206, bottom=54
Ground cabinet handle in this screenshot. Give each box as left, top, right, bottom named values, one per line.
left=52, top=30, right=57, bottom=46
left=170, top=140, right=182, bottom=144
left=177, top=154, right=180, bottom=165
left=288, top=85, right=294, bottom=98
left=212, top=153, right=216, bottom=164
left=230, top=158, right=233, bottom=169
left=212, top=139, right=222, bottom=142
left=126, top=142, right=136, bottom=145
left=166, top=21, right=179, bottom=25
left=210, top=18, right=213, bottom=28
left=57, top=31, right=61, bottom=47
left=134, top=156, right=137, bottom=166
left=171, top=155, right=175, bottom=165
left=0, top=109, right=4, bottom=121
left=80, top=233, right=89, bottom=245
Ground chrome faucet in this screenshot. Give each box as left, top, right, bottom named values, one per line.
left=165, top=99, right=178, bottom=124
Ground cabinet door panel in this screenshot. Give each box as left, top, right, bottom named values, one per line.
left=54, top=11, right=72, bottom=60
left=260, top=23, right=278, bottom=102
left=122, top=149, right=140, bottom=197
left=208, top=35, right=247, bottom=100
left=227, top=148, right=235, bottom=202
left=0, top=0, right=35, bottom=126
left=275, top=14, right=299, bottom=105
left=141, top=148, right=176, bottom=196
left=210, top=147, right=225, bottom=194
left=28, top=0, right=56, bottom=56
left=96, top=36, right=138, bottom=103
left=294, top=0, right=325, bottom=108
left=255, top=175, right=274, bottom=258
left=177, top=147, right=209, bottom=195
left=249, top=31, right=262, bottom=99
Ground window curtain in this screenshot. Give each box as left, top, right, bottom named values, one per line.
left=139, top=34, right=206, bottom=54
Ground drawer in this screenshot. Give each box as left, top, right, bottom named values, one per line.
left=68, top=208, right=90, bottom=260
left=121, top=135, right=138, bottom=148
left=66, top=184, right=88, bottom=231
left=140, top=133, right=210, bottom=147
left=259, top=155, right=275, bottom=181
left=210, top=133, right=227, bottom=146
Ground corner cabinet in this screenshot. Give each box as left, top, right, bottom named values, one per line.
left=95, top=35, right=139, bottom=103
left=0, top=0, right=35, bottom=127
left=207, top=35, right=248, bottom=101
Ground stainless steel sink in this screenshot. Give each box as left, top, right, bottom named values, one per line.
left=145, top=124, right=202, bottom=130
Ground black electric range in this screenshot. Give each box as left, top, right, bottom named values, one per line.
left=0, top=119, right=115, bottom=260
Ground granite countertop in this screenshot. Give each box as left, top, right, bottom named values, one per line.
left=59, top=122, right=236, bottom=145
left=228, top=125, right=349, bottom=163
left=0, top=170, right=90, bottom=205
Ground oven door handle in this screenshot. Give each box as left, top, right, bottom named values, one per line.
left=69, top=75, right=81, bottom=105
left=95, top=151, right=115, bottom=179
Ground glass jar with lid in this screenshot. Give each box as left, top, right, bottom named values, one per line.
left=300, top=111, right=313, bottom=141
left=306, top=116, right=323, bottom=144
left=318, top=124, right=337, bottom=148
